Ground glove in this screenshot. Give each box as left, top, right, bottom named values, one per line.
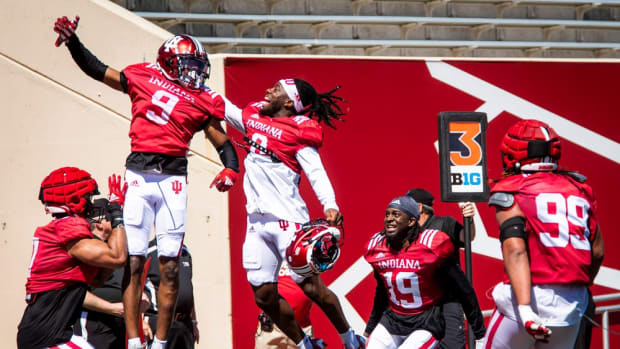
left=210, top=168, right=238, bottom=192
left=518, top=305, right=552, bottom=342
left=107, top=202, right=124, bottom=229
left=108, top=174, right=127, bottom=207
left=54, top=15, right=80, bottom=47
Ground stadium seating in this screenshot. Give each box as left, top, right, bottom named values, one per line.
left=115, top=0, right=620, bottom=57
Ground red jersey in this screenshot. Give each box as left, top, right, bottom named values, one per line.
left=122, top=63, right=226, bottom=157
left=242, top=101, right=323, bottom=173
left=364, top=229, right=454, bottom=315
left=278, top=264, right=312, bottom=327
left=491, top=172, right=598, bottom=285
left=25, top=216, right=99, bottom=294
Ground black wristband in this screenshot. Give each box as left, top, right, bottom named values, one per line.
left=66, top=34, right=108, bottom=82
left=216, top=140, right=239, bottom=172
left=107, top=202, right=124, bottom=229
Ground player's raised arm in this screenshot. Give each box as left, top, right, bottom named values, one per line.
left=54, top=15, right=123, bottom=92
left=204, top=118, right=239, bottom=192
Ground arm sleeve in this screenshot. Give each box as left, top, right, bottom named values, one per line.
left=221, top=95, right=245, bottom=133
left=365, top=270, right=388, bottom=335
left=296, top=146, right=339, bottom=212
left=65, top=34, right=108, bottom=82
left=438, top=260, right=486, bottom=339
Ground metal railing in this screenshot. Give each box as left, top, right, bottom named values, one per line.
left=481, top=292, right=620, bottom=349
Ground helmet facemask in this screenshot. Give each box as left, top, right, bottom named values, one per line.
left=173, top=55, right=210, bottom=90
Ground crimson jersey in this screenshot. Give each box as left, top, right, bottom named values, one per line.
left=242, top=101, right=323, bottom=173
left=364, top=229, right=454, bottom=315
left=122, top=63, right=226, bottom=157
left=491, top=172, right=598, bottom=285
left=25, top=216, right=99, bottom=294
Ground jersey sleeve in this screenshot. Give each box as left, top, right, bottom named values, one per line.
left=298, top=122, right=323, bottom=149
left=198, top=88, right=226, bottom=122
left=419, top=229, right=454, bottom=260
left=296, top=147, right=338, bottom=212
left=364, top=232, right=384, bottom=261
left=56, top=217, right=93, bottom=245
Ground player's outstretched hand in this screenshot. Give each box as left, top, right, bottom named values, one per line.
left=54, top=15, right=79, bottom=47
left=108, top=174, right=127, bottom=207
left=518, top=305, right=552, bottom=342
left=210, top=168, right=238, bottom=192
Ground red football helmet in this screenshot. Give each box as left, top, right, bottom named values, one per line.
left=156, top=34, right=210, bottom=90
left=286, top=219, right=342, bottom=277
left=501, top=119, right=561, bottom=173
left=39, top=167, right=99, bottom=215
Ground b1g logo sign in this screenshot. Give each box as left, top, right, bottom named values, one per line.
left=438, top=112, right=489, bottom=202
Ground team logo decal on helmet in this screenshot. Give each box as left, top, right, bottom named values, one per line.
left=156, top=34, right=210, bottom=90
left=39, top=167, right=99, bottom=215
left=501, top=119, right=561, bottom=172
left=286, top=219, right=343, bottom=277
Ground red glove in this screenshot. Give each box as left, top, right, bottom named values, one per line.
left=108, top=174, right=128, bottom=207
left=210, top=168, right=238, bottom=192
left=54, top=15, right=80, bottom=47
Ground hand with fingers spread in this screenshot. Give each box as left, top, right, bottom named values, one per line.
left=53, top=15, right=79, bottom=47
left=210, top=168, right=238, bottom=192
left=518, top=305, right=552, bottom=342
left=108, top=174, right=127, bottom=207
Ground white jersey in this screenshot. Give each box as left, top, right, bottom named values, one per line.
left=224, top=99, right=338, bottom=223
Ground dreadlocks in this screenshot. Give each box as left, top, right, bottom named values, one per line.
left=295, top=78, right=345, bottom=129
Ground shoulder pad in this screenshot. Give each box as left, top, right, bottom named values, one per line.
left=567, top=171, right=587, bottom=183
left=489, top=192, right=515, bottom=208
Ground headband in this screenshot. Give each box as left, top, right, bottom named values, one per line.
left=279, top=78, right=305, bottom=113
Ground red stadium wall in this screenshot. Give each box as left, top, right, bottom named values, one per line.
left=223, top=57, right=620, bottom=349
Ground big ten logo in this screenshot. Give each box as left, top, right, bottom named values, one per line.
left=449, top=122, right=484, bottom=192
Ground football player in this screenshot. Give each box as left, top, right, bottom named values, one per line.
left=222, top=79, right=365, bottom=348
left=364, top=195, right=485, bottom=349
left=54, top=16, right=239, bottom=349
left=482, top=119, right=605, bottom=348
left=405, top=188, right=476, bottom=349
left=17, top=167, right=127, bottom=349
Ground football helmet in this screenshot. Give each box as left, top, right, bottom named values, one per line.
left=286, top=219, right=342, bottom=277
left=39, top=167, right=99, bottom=215
left=501, top=119, right=561, bottom=172
left=156, top=34, right=210, bottom=90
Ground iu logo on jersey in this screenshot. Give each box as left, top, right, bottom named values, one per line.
left=279, top=220, right=289, bottom=231
left=172, top=180, right=183, bottom=194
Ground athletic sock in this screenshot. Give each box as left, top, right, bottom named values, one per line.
left=340, top=328, right=356, bottom=347
left=296, top=335, right=312, bottom=349
left=127, top=338, right=144, bottom=349
left=150, top=336, right=167, bottom=349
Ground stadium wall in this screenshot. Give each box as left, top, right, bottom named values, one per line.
left=0, top=1, right=232, bottom=348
